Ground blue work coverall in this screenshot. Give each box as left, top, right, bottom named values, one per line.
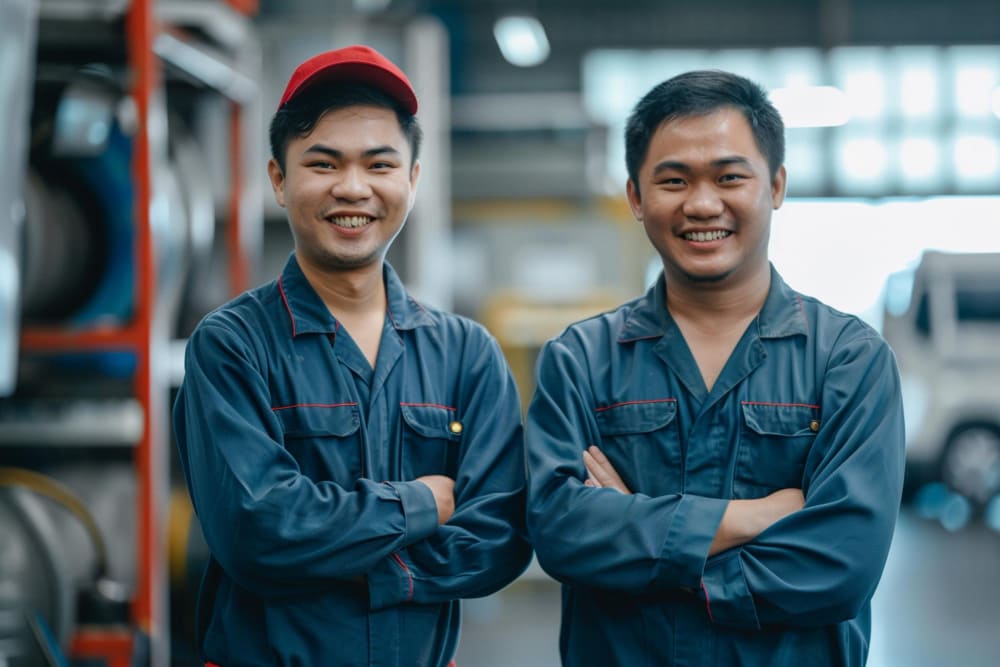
left=173, top=254, right=532, bottom=666
left=525, top=267, right=905, bottom=666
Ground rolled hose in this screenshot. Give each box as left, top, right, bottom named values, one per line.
left=0, top=466, right=109, bottom=581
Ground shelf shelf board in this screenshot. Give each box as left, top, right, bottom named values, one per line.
left=20, top=324, right=144, bottom=353
left=0, top=398, right=144, bottom=447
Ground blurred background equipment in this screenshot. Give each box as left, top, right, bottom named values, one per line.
left=0, top=0, right=38, bottom=397
left=883, top=251, right=1000, bottom=507
left=2, top=1, right=262, bottom=665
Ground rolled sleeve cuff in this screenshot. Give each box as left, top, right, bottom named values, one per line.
left=700, top=550, right=760, bottom=629
left=387, top=480, right=439, bottom=546
left=661, top=495, right=729, bottom=587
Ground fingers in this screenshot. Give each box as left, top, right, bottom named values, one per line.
left=582, top=446, right=631, bottom=494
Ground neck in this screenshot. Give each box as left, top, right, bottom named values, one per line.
left=299, top=259, right=387, bottom=319
left=665, top=263, right=771, bottom=331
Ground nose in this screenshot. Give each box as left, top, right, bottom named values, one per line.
left=682, top=181, right=724, bottom=220
left=331, top=166, right=372, bottom=201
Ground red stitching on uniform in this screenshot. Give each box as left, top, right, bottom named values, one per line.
left=400, top=402, right=457, bottom=411
left=278, top=276, right=297, bottom=338
left=740, top=400, right=820, bottom=410
left=392, top=553, right=414, bottom=601
left=594, top=398, right=677, bottom=412
left=271, top=402, right=358, bottom=411
left=700, top=580, right=714, bottom=623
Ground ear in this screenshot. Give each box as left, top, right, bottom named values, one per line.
left=771, top=165, right=787, bottom=210
left=626, top=179, right=643, bottom=221
left=267, top=158, right=287, bottom=208
left=407, top=160, right=421, bottom=209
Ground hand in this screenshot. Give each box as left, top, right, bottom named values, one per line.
left=583, top=446, right=632, bottom=494
left=710, top=487, right=805, bottom=556
left=416, top=475, right=455, bottom=524
left=759, top=487, right=805, bottom=527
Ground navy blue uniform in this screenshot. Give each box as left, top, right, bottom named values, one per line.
left=526, top=267, right=904, bottom=666
left=174, top=254, right=531, bottom=666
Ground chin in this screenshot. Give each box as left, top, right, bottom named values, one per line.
left=673, top=261, right=736, bottom=284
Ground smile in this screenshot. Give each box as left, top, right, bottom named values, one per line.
left=328, top=215, right=374, bottom=229
left=683, top=230, right=731, bottom=242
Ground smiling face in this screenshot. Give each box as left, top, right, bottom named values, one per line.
left=627, top=106, right=786, bottom=289
left=267, top=104, right=419, bottom=275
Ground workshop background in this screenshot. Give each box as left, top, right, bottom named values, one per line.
left=2, top=0, right=1000, bottom=665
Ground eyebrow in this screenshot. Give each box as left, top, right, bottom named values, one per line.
left=302, top=144, right=401, bottom=159
left=650, top=155, right=753, bottom=177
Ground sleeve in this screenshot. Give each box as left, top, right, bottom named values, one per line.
left=699, top=332, right=906, bottom=629
left=367, top=330, right=533, bottom=609
left=172, top=321, right=439, bottom=602
left=524, top=336, right=729, bottom=592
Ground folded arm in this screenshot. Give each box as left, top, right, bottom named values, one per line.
left=367, top=332, right=533, bottom=609
left=699, top=333, right=905, bottom=629
left=174, top=322, right=440, bottom=601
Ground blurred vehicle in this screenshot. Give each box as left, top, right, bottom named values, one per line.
left=882, top=251, right=1000, bottom=507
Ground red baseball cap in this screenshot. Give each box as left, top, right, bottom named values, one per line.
left=277, top=44, right=418, bottom=114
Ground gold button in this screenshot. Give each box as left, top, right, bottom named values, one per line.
left=449, top=421, right=463, bottom=435
left=809, top=420, right=820, bottom=432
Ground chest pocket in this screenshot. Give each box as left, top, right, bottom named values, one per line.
left=400, top=404, right=462, bottom=479
left=276, top=403, right=362, bottom=486
left=735, top=402, right=819, bottom=498
left=595, top=400, right=682, bottom=496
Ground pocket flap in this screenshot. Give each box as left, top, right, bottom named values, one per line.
left=741, top=402, right=819, bottom=438
left=400, top=404, right=462, bottom=441
left=595, top=400, right=677, bottom=436
left=275, top=403, right=361, bottom=438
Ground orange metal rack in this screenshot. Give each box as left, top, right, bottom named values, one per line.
left=19, top=0, right=257, bottom=663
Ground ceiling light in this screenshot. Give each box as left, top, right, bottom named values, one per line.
left=493, top=15, right=550, bottom=68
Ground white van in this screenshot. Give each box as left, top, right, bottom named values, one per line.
left=881, top=251, right=1000, bottom=506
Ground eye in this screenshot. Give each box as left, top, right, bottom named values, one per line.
left=656, top=177, right=686, bottom=188
left=719, top=173, right=747, bottom=183
left=307, top=160, right=335, bottom=170
left=370, top=160, right=398, bottom=171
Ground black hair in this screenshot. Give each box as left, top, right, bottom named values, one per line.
left=268, top=82, right=423, bottom=173
left=624, top=70, right=784, bottom=194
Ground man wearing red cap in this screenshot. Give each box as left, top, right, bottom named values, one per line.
left=174, top=45, right=531, bottom=666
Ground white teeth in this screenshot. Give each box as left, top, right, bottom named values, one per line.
left=329, top=215, right=372, bottom=228
left=684, top=230, right=730, bottom=242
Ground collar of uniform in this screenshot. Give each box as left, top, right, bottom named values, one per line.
left=617, top=263, right=809, bottom=343
left=383, top=262, right=434, bottom=330
left=756, top=265, right=810, bottom=339
left=278, top=255, right=434, bottom=336
left=617, top=272, right=671, bottom=343
left=278, top=253, right=339, bottom=336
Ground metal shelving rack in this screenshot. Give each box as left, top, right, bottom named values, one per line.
left=16, top=1, right=260, bottom=664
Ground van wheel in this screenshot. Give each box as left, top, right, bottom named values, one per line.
left=941, top=425, right=1000, bottom=506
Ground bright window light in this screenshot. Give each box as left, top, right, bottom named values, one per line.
left=831, top=47, right=886, bottom=120
left=843, top=70, right=885, bottom=119
left=900, top=66, right=938, bottom=118
left=955, top=67, right=997, bottom=117
left=953, top=135, right=1000, bottom=183
left=494, top=15, right=550, bottom=68
left=839, top=138, right=888, bottom=179
left=769, top=48, right=824, bottom=89
left=899, top=137, right=940, bottom=187
left=784, top=136, right=825, bottom=195
left=993, top=86, right=1000, bottom=119
left=770, top=197, right=1000, bottom=329
left=770, top=86, right=850, bottom=128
